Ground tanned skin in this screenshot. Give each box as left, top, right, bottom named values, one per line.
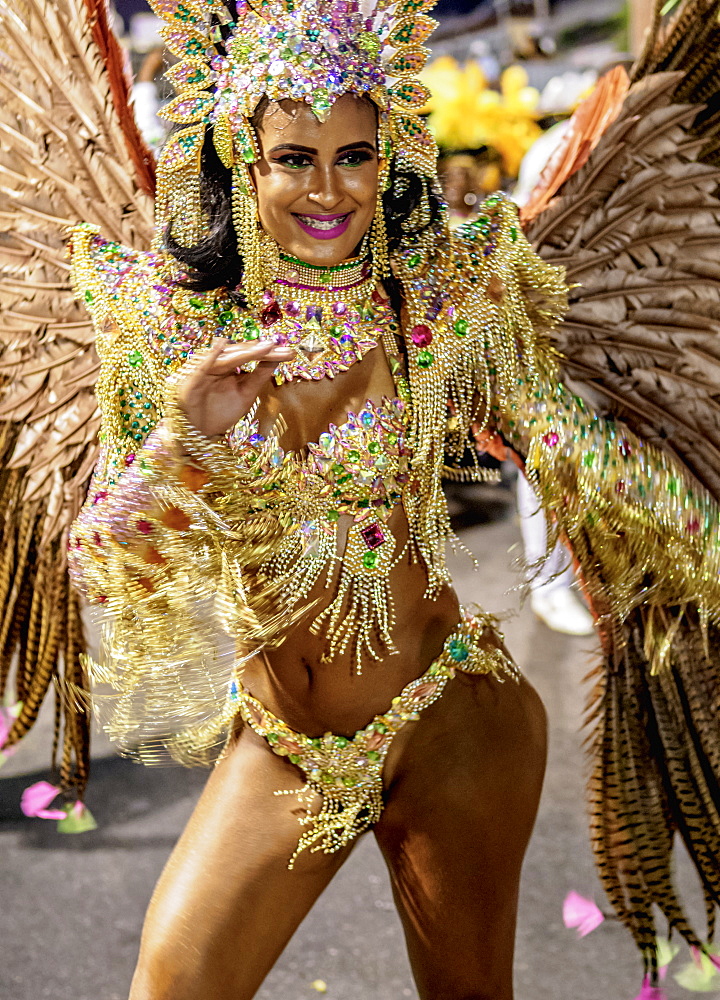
left=129, top=94, right=547, bottom=1000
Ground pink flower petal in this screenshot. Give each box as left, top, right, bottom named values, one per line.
left=632, top=975, right=668, bottom=1000
left=562, top=891, right=605, bottom=937
left=20, top=780, right=64, bottom=819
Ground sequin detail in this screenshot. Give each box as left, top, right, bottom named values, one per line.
left=234, top=610, right=517, bottom=866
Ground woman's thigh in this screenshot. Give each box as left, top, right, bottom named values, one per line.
left=129, top=725, right=354, bottom=1000
left=374, top=670, right=548, bottom=1000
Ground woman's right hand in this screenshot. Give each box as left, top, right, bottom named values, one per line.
left=177, top=337, right=296, bottom=439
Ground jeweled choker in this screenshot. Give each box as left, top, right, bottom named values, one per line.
left=275, top=252, right=371, bottom=292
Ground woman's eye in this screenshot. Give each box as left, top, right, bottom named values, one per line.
left=276, top=154, right=311, bottom=168
left=339, top=150, right=374, bottom=166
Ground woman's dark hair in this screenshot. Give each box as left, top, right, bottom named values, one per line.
left=165, top=97, right=445, bottom=319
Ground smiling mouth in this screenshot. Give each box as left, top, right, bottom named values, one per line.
left=293, top=212, right=351, bottom=231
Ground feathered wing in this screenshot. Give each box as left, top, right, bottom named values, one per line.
left=523, top=0, right=720, bottom=972
left=0, top=0, right=155, bottom=797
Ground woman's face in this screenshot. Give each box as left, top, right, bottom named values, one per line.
left=251, top=94, right=380, bottom=267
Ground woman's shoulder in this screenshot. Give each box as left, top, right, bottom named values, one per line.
left=69, top=224, right=251, bottom=373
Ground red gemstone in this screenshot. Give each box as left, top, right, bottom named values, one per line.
left=360, top=522, right=386, bottom=550
left=619, top=439, right=632, bottom=458
left=96, top=595, right=108, bottom=604
left=686, top=518, right=700, bottom=534
left=92, top=532, right=102, bottom=546
left=260, top=300, right=282, bottom=327
left=93, top=491, right=108, bottom=504
left=542, top=432, right=559, bottom=447
left=410, top=324, right=433, bottom=347
left=136, top=520, right=153, bottom=535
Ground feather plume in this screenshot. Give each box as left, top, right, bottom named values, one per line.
left=81, top=0, right=156, bottom=197
left=0, top=0, right=154, bottom=795
left=527, top=0, right=720, bottom=973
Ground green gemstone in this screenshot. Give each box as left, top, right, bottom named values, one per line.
left=346, top=449, right=360, bottom=462
left=454, top=319, right=468, bottom=336
left=335, top=736, right=349, bottom=748
left=367, top=750, right=380, bottom=762
left=510, top=226, right=518, bottom=242
left=218, top=310, right=234, bottom=325
left=84, top=290, right=93, bottom=303
left=417, top=349, right=434, bottom=369
left=127, top=349, right=143, bottom=367
left=368, top=441, right=380, bottom=455
left=267, top=733, right=279, bottom=744
left=407, top=252, right=421, bottom=268
left=362, top=551, right=378, bottom=570
left=343, top=777, right=356, bottom=788
left=288, top=754, right=301, bottom=765
left=242, top=146, right=256, bottom=164
left=449, top=639, right=469, bottom=662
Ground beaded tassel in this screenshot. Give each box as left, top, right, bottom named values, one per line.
left=232, top=167, right=267, bottom=309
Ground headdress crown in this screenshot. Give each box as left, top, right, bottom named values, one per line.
left=149, top=0, right=439, bottom=242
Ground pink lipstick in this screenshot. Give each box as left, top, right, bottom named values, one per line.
left=292, top=211, right=352, bottom=240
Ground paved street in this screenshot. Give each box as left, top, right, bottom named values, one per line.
left=0, top=482, right=710, bottom=1000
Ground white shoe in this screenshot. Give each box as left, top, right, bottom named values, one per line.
left=531, top=587, right=594, bottom=636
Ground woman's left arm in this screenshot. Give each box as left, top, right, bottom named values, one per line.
left=492, top=363, right=720, bottom=642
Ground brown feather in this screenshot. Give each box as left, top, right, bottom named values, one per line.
left=0, top=0, right=155, bottom=796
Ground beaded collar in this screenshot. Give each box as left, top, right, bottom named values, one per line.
left=231, top=254, right=399, bottom=385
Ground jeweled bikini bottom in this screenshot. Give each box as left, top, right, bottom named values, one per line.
left=232, top=609, right=519, bottom=868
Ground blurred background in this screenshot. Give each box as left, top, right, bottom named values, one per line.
left=4, top=1, right=716, bottom=999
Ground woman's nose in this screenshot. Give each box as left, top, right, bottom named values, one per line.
left=307, top=166, right=343, bottom=209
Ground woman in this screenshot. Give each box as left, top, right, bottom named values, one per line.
left=64, top=0, right=720, bottom=997
left=72, top=85, right=550, bottom=999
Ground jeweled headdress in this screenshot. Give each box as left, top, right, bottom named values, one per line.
left=149, top=0, right=440, bottom=256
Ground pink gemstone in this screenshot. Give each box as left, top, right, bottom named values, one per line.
left=93, top=491, right=108, bottom=504
left=332, top=301, right=348, bottom=316
left=360, top=522, right=385, bottom=550
left=542, top=432, right=559, bottom=447
left=136, top=520, right=153, bottom=535
left=260, top=300, right=282, bottom=327
left=125, top=453, right=135, bottom=466
left=285, top=300, right=300, bottom=317
left=410, top=324, right=433, bottom=347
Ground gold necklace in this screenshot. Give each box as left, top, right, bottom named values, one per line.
left=240, top=253, right=395, bottom=385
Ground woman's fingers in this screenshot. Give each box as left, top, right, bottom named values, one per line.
left=199, top=338, right=294, bottom=377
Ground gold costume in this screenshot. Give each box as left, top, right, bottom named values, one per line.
left=5, top=0, right=720, bottom=985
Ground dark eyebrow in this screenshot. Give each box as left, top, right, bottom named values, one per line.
left=268, top=141, right=377, bottom=155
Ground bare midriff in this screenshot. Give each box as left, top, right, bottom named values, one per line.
left=240, top=343, right=465, bottom=737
